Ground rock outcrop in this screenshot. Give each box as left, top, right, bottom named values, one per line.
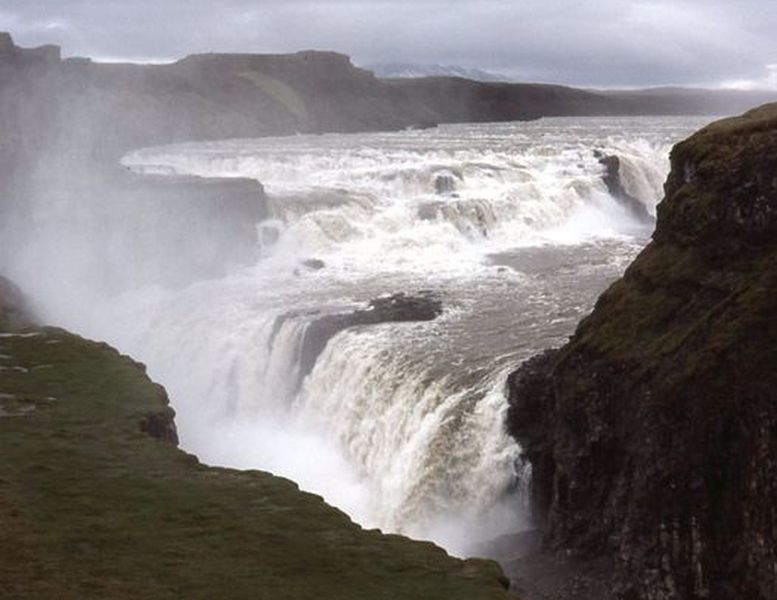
left=506, top=104, right=777, bottom=599
left=275, top=292, right=444, bottom=388
left=137, top=379, right=180, bottom=445
left=0, top=276, right=34, bottom=329
left=595, top=151, right=653, bottom=223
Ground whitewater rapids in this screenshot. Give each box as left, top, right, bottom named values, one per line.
left=12, top=117, right=706, bottom=556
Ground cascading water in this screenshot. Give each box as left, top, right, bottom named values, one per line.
left=122, top=119, right=677, bottom=267
left=7, top=117, right=707, bottom=557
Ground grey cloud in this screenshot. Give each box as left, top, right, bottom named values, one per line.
left=1, top=0, right=777, bottom=87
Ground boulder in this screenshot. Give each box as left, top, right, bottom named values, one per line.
left=594, top=150, right=653, bottom=223
left=293, top=258, right=326, bottom=276
left=434, top=172, right=459, bottom=194
left=301, top=258, right=325, bottom=271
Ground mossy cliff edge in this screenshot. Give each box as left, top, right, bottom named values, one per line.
left=507, top=105, right=777, bottom=599
left=0, top=286, right=511, bottom=599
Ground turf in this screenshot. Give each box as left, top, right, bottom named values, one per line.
left=0, top=325, right=512, bottom=599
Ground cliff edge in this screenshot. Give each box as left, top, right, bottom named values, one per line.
left=0, top=282, right=511, bottom=599
left=506, top=104, right=777, bottom=599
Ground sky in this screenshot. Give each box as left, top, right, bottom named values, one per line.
left=2, top=0, right=777, bottom=89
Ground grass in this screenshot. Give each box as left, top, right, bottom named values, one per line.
left=0, top=325, right=511, bottom=599
left=568, top=102, right=777, bottom=365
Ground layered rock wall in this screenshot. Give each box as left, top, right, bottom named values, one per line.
left=507, top=105, right=777, bottom=599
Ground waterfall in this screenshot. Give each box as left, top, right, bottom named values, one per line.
left=4, top=117, right=706, bottom=556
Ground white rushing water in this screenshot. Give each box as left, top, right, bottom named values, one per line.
left=8, top=117, right=707, bottom=556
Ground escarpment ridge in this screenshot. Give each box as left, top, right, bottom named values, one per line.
left=1, top=31, right=775, bottom=165
left=506, top=104, right=777, bottom=599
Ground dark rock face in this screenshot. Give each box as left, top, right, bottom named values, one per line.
left=302, top=258, right=325, bottom=270
left=0, top=276, right=34, bottom=329
left=301, top=258, right=326, bottom=271
left=293, top=292, right=443, bottom=386
left=293, top=258, right=326, bottom=276
left=139, top=383, right=180, bottom=446
left=418, top=199, right=493, bottom=238
left=0, top=32, right=14, bottom=54
left=434, top=172, right=460, bottom=194
left=595, top=151, right=653, bottom=223
left=506, top=105, right=777, bottom=600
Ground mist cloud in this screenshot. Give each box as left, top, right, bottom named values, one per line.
left=2, top=0, right=777, bottom=88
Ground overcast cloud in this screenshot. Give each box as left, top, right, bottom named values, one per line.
left=2, top=0, right=777, bottom=88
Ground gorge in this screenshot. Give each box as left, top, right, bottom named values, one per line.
left=1, top=31, right=776, bottom=600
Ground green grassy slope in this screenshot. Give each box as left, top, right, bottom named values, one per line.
left=0, top=324, right=511, bottom=599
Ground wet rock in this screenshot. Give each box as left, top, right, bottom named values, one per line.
left=507, top=105, right=777, bottom=600
left=418, top=202, right=441, bottom=221
left=417, top=199, right=492, bottom=237
left=297, top=292, right=443, bottom=386
left=293, top=258, right=326, bottom=276
left=259, top=222, right=282, bottom=248
left=594, top=150, right=653, bottom=223
left=301, top=258, right=325, bottom=271
left=434, top=172, right=459, bottom=194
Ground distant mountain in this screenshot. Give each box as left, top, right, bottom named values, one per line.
left=365, top=62, right=510, bottom=82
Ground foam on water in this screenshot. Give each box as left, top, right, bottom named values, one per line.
left=123, top=118, right=683, bottom=276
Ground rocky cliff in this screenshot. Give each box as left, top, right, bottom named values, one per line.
left=506, top=105, right=777, bottom=599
